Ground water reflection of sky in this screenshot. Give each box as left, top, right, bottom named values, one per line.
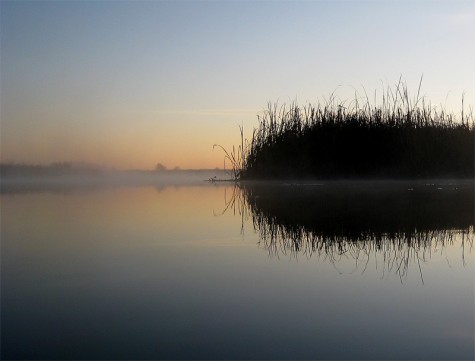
left=1, top=183, right=473, bottom=359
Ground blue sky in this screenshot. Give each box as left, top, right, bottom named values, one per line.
left=1, top=0, right=474, bottom=169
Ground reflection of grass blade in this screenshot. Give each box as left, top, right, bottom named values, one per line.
left=255, top=223, right=473, bottom=283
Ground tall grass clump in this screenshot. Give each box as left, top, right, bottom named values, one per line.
left=233, top=79, right=474, bottom=179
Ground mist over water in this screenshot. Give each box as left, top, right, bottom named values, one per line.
left=1, top=178, right=473, bottom=359
left=0, top=168, right=229, bottom=193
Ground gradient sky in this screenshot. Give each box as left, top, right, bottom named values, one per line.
left=1, top=0, right=474, bottom=169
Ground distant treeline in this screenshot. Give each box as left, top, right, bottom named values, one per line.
left=221, top=80, right=474, bottom=179
left=0, top=162, right=105, bottom=177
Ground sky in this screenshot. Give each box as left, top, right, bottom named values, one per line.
left=1, top=0, right=474, bottom=170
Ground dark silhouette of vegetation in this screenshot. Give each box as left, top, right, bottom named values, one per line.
left=223, top=181, right=474, bottom=282
left=219, top=78, right=474, bottom=179
left=213, top=126, right=245, bottom=180
left=155, top=162, right=167, bottom=171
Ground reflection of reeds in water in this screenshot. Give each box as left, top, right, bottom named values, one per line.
left=224, top=182, right=474, bottom=282
left=257, top=219, right=472, bottom=283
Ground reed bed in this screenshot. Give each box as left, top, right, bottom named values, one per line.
left=221, top=79, right=474, bottom=179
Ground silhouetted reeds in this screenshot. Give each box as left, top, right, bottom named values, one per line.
left=225, top=79, right=474, bottom=179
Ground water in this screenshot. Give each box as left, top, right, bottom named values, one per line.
left=1, top=179, right=474, bottom=359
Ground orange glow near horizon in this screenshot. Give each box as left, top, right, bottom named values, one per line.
left=0, top=109, right=258, bottom=170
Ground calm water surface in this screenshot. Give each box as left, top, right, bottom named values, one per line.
left=1, top=180, right=474, bottom=359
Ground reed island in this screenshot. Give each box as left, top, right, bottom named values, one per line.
left=217, top=79, right=474, bottom=180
